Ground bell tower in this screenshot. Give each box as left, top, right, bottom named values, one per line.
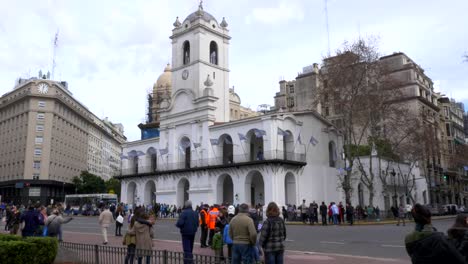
left=167, top=2, right=231, bottom=123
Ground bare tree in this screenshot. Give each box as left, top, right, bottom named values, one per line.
left=316, top=37, right=404, bottom=205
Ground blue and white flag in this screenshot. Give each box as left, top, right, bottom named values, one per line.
left=178, top=145, right=186, bottom=155
left=193, top=142, right=201, bottom=149
left=309, top=136, right=319, bottom=146
left=136, top=151, right=145, bottom=156
left=254, top=129, right=266, bottom=138
left=297, top=133, right=303, bottom=145
left=210, top=139, right=219, bottom=145
left=159, top=147, right=169, bottom=156
left=224, top=137, right=233, bottom=145
left=119, top=154, right=128, bottom=160
left=238, top=133, right=247, bottom=141
left=277, top=127, right=289, bottom=137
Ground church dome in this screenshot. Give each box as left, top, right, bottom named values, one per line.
left=183, top=2, right=218, bottom=24
left=154, top=64, right=172, bottom=90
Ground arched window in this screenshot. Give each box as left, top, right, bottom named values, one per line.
left=183, top=41, right=190, bottom=65
left=209, top=41, right=218, bottom=65
left=328, top=141, right=336, bottom=167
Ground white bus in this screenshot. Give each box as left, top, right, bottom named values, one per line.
left=64, top=193, right=118, bottom=215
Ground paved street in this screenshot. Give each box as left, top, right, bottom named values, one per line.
left=54, top=216, right=455, bottom=263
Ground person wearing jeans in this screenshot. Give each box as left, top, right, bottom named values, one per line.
left=331, top=202, right=339, bottom=225
left=229, top=204, right=257, bottom=264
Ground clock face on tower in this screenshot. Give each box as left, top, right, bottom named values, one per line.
left=37, top=83, right=49, bottom=94
left=182, top=69, right=189, bottom=80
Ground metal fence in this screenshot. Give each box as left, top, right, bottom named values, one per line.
left=59, top=241, right=226, bottom=264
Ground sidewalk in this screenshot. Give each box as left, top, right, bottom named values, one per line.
left=56, top=230, right=410, bottom=264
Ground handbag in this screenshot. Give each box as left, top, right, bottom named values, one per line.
left=116, top=215, right=124, bottom=224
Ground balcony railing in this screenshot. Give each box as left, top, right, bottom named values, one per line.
left=115, top=150, right=306, bottom=177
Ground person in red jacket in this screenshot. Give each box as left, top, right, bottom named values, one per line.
left=208, top=205, right=220, bottom=246
left=328, top=203, right=333, bottom=224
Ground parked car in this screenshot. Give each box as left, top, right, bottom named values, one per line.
left=443, top=204, right=459, bottom=215
left=424, top=204, right=445, bottom=216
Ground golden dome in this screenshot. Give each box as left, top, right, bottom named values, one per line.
left=153, top=64, right=172, bottom=91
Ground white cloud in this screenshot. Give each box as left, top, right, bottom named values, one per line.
left=245, top=1, right=305, bottom=25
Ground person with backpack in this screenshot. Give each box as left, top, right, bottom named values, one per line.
left=45, top=209, right=73, bottom=239
left=259, top=202, right=286, bottom=264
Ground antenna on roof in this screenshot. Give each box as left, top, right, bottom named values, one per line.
left=52, top=29, right=59, bottom=80
left=324, top=0, right=331, bottom=57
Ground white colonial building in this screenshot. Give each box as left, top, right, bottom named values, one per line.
left=119, top=4, right=344, bottom=208
left=349, top=157, right=428, bottom=214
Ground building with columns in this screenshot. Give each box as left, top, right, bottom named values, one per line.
left=118, top=4, right=344, bottom=208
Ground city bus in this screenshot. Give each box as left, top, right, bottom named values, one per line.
left=64, top=193, right=118, bottom=215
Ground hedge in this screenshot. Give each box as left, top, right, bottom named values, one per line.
left=0, top=234, right=58, bottom=264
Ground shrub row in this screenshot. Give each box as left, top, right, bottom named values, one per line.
left=0, top=233, right=58, bottom=264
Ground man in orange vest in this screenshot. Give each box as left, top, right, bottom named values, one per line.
left=207, top=205, right=219, bottom=246
left=199, top=204, right=209, bottom=248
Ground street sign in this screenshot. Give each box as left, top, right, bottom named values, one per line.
left=15, top=182, right=24, bottom=189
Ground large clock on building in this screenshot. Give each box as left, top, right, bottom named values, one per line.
left=182, top=69, right=189, bottom=80
left=37, top=83, right=49, bottom=94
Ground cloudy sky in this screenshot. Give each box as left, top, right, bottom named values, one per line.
left=1, top=0, right=467, bottom=141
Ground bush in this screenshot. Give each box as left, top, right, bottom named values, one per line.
left=25, top=237, right=58, bottom=264
left=0, top=233, right=22, bottom=241
left=0, top=234, right=58, bottom=264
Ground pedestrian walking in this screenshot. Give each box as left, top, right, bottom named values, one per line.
left=259, top=202, right=286, bottom=264
left=115, top=204, right=124, bottom=236
left=229, top=203, right=257, bottom=264
left=176, top=200, right=199, bottom=264
left=45, top=209, right=73, bottom=239
left=397, top=204, right=406, bottom=226
left=199, top=204, right=209, bottom=248
left=99, top=205, right=114, bottom=245
left=447, top=214, right=468, bottom=262
left=320, top=202, right=327, bottom=226
left=405, top=204, right=465, bottom=264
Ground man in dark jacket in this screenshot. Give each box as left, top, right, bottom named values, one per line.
left=20, top=204, right=44, bottom=237
left=319, top=202, right=327, bottom=226
left=405, top=204, right=465, bottom=264
left=176, top=200, right=199, bottom=264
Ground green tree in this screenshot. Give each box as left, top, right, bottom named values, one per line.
left=105, top=177, right=121, bottom=197
left=72, top=171, right=106, bottom=194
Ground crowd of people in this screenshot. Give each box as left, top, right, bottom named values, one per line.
left=3, top=200, right=468, bottom=264
left=0, top=201, right=73, bottom=240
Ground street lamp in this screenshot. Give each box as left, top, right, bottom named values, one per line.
left=391, top=169, right=397, bottom=207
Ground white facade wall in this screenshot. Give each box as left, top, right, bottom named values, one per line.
left=349, top=156, right=429, bottom=214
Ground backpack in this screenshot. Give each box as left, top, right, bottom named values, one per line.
left=47, top=216, right=59, bottom=236
left=223, top=224, right=233, bottom=245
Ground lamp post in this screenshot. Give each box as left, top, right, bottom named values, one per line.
left=391, top=169, right=397, bottom=207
